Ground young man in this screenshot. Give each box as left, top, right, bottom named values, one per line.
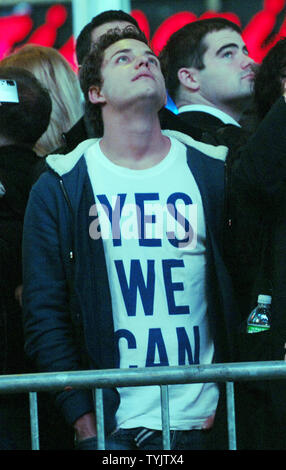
left=159, top=18, right=255, bottom=135
left=160, top=18, right=260, bottom=322
left=22, top=27, right=238, bottom=450
left=60, top=10, right=140, bottom=153
left=60, top=9, right=198, bottom=152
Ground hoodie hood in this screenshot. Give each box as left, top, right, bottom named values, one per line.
left=46, top=131, right=228, bottom=177
left=46, top=138, right=98, bottom=177
left=163, top=129, right=228, bottom=160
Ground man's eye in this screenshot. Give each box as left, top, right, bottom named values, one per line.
left=149, top=57, right=158, bottom=65
left=222, top=51, right=233, bottom=59
left=117, top=55, right=129, bottom=63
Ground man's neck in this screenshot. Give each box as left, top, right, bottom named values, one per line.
left=100, top=109, right=171, bottom=170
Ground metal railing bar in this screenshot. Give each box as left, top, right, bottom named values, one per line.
left=29, top=392, right=40, bottom=450
left=160, top=385, right=171, bottom=450
left=1, top=361, right=285, bottom=451
left=226, top=382, right=236, bottom=450
left=1, top=361, right=286, bottom=394
left=94, top=388, right=105, bottom=450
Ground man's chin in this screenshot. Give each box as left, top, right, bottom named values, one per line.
left=134, top=91, right=166, bottom=110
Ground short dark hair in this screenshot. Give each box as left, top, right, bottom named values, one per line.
left=159, top=18, right=242, bottom=101
left=0, top=67, right=52, bottom=146
left=79, top=26, right=148, bottom=136
left=254, top=37, right=286, bottom=120
left=75, top=10, right=139, bottom=66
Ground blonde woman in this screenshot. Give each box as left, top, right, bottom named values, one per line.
left=0, top=45, right=83, bottom=155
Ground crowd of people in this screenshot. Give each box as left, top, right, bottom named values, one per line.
left=0, top=9, right=286, bottom=451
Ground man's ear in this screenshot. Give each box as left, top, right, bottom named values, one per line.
left=88, top=85, right=106, bottom=105
left=177, top=67, right=200, bottom=92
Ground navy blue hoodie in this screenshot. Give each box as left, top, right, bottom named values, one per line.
left=22, top=132, right=239, bottom=432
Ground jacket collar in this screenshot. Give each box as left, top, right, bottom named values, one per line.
left=178, top=104, right=241, bottom=127
left=46, top=131, right=228, bottom=177
left=46, top=138, right=98, bottom=176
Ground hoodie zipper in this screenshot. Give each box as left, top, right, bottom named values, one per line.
left=58, top=178, right=82, bottom=325
left=59, top=178, right=75, bottom=262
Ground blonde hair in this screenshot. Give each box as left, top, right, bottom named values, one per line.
left=0, top=45, right=83, bottom=155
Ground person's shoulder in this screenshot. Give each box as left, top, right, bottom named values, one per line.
left=29, top=139, right=99, bottom=205
left=46, top=138, right=99, bottom=178
left=58, top=116, right=88, bottom=154
left=159, top=107, right=203, bottom=140
left=29, top=168, right=59, bottom=202
left=163, top=129, right=228, bottom=163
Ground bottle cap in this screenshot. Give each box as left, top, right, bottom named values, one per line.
left=257, top=294, right=272, bottom=305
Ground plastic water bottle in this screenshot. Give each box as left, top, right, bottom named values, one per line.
left=247, top=294, right=272, bottom=334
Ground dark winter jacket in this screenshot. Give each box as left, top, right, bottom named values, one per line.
left=22, top=132, right=239, bottom=433
left=159, top=108, right=259, bottom=319
left=0, top=145, right=41, bottom=375
left=233, top=96, right=286, bottom=341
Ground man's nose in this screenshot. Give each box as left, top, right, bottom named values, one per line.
left=135, top=55, right=150, bottom=68
left=241, top=53, right=255, bottom=69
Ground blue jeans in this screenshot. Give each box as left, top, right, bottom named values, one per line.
left=76, top=427, right=213, bottom=450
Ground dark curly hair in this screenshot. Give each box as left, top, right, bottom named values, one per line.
left=75, top=10, right=139, bottom=66
left=79, top=26, right=149, bottom=136
left=254, top=37, right=286, bottom=120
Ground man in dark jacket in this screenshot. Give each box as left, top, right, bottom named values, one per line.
left=0, top=67, right=75, bottom=450
left=22, top=26, right=239, bottom=450
left=159, top=18, right=255, bottom=138
left=232, top=75, right=286, bottom=450
left=159, top=18, right=260, bottom=323
left=0, top=67, right=52, bottom=449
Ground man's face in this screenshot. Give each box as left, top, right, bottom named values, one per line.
left=90, top=38, right=167, bottom=112
left=91, top=21, right=136, bottom=45
left=194, top=28, right=255, bottom=107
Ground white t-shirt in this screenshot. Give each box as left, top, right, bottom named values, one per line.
left=85, top=137, right=219, bottom=430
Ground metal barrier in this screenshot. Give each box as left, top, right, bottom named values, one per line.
left=1, top=360, right=286, bottom=450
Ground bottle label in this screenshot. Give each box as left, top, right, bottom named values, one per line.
left=247, top=324, right=270, bottom=334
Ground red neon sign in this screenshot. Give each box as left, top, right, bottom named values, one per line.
left=0, top=0, right=285, bottom=68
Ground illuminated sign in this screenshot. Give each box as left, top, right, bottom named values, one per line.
left=0, top=0, right=285, bottom=69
